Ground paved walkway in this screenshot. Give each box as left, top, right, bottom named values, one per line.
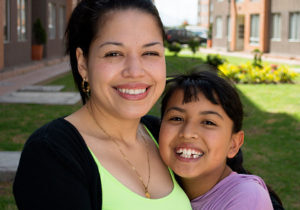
left=0, top=58, right=71, bottom=181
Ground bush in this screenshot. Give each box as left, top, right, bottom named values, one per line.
left=218, top=62, right=298, bottom=84
left=33, top=18, right=47, bottom=45
left=205, top=54, right=227, bottom=67
left=188, top=39, right=200, bottom=54
left=167, top=42, right=182, bottom=56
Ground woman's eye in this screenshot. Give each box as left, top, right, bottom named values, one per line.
left=143, top=51, right=159, bottom=56
left=202, top=120, right=216, bottom=126
left=104, top=52, right=122, bottom=57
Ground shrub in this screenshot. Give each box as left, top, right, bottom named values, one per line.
left=252, top=48, right=263, bottom=68
left=167, top=42, right=182, bottom=56
left=188, top=38, right=200, bottom=54
left=205, top=54, right=227, bottom=67
left=33, top=18, right=47, bottom=45
left=218, top=62, right=298, bottom=84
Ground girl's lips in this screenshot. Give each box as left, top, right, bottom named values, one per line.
left=114, top=83, right=151, bottom=100
left=174, top=144, right=204, bottom=162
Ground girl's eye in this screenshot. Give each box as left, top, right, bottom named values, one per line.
left=202, top=120, right=216, bottom=126
left=104, top=52, right=122, bottom=57
left=143, top=51, right=159, bottom=56
left=169, top=116, right=183, bottom=122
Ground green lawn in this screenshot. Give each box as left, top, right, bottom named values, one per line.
left=0, top=52, right=299, bottom=209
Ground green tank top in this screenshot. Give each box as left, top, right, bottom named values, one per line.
left=89, top=126, right=192, bottom=210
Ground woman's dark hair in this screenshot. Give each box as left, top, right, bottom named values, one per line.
left=161, top=68, right=283, bottom=209
left=65, top=0, right=165, bottom=104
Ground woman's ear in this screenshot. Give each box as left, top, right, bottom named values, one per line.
left=76, top=47, right=88, bottom=80
left=227, top=131, right=244, bottom=159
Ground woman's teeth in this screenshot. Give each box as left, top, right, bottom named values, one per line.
left=176, top=148, right=203, bottom=159
left=118, top=88, right=146, bottom=95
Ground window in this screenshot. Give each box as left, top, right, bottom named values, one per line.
left=17, top=0, right=27, bottom=41
left=217, top=0, right=223, bottom=2
left=58, top=6, right=65, bottom=39
left=235, top=0, right=244, bottom=2
left=227, top=16, right=231, bottom=41
left=216, top=17, right=223, bottom=38
left=250, top=14, right=259, bottom=44
left=48, top=3, right=56, bottom=39
left=289, top=12, right=300, bottom=41
left=271, top=13, right=281, bottom=40
left=3, top=0, right=10, bottom=42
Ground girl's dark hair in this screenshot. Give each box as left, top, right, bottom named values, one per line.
left=161, top=69, right=283, bottom=208
left=65, top=0, right=165, bottom=104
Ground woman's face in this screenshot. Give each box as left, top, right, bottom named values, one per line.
left=77, top=9, right=166, bottom=119
left=159, top=89, right=243, bottom=179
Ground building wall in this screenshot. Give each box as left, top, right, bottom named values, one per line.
left=269, top=0, right=300, bottom=55
left=0, top=1, right=4, bottom=70
left=4, top=0, right=32, bottom=67
left=212, top=0, right=230, bottom=50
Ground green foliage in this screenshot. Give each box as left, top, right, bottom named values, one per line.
left=218, top=62, right=298, bottom=84
left=207, top=23, right=213, bottom=40
left=167, top=42, right=182, bottom=56
left=252, top=48, right=263, bottom=68
left=188, top=39, right=200, bottom=54
left=33, top=18, right=47, bottom=45
left=205, top=54, right=227, bottom=67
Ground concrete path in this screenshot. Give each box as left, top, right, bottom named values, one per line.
left=0, top=58, right=72, bottom=182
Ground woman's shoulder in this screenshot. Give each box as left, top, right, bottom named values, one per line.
left=25, top=117, right=84, bottom=149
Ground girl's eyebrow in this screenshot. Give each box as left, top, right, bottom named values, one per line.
left=143, top=42, right=163, bottom=48
left=200, top=111, right=223, bottom=119
left=165, top=107, right=223, bottom=119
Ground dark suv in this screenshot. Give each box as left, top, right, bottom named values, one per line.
left=165, top=28, right=199, bottom=44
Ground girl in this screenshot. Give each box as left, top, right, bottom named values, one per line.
left=159, top=70, right=279, bottom=209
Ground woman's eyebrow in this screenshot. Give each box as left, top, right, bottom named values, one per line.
left=98, top=41, right=123, bottom=48
left=143, top=42, right=163, bottom=48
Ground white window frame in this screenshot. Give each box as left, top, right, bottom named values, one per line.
left=271, top=13, right=281, bottom=41
left=289, top=12, right=300, bottom=42
left=250, top=14, right=260, bottom=45
left=17, top=0, right=27, bottom=42
left=215, top=16, right=223, bottom=39
left=58, top=6, right=65, bottom=39
left=4, top=0, right=10, bottom=43
left=227, top=16, right=231, bottom=41
left=48, top=2, right=56, bottom=40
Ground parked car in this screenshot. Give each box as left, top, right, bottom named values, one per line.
left=165, top=28, right=201, bottom=44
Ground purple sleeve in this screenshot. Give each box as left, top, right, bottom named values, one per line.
left=225, top=181, right=273, bottom=210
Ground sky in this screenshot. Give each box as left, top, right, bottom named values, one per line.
left=154, top=0, right=198, bottom=27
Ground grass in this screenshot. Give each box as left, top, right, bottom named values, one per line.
left=0, top=51, right=299, bottom=209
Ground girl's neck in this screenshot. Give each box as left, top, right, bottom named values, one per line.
left=180, top=165, right=232, bottom=200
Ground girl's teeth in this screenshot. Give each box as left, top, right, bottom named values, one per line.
left=176, top=148, right=203, bottom=159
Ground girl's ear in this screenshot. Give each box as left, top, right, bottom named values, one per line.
left=227, top=131, right=244, bottom=159
left=76, top=47, right=88, bottom=80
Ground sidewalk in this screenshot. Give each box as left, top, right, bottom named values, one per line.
left=0, top=57, right=71, bottom=181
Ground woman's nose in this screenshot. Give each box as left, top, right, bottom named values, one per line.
left=122, top=54, right=145, bottom=78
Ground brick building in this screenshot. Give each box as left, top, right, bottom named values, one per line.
left=0, top=0, right=79, bottom=71
left=198, top=0, right=300, bottom=56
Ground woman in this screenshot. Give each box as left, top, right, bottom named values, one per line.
left=13, top=0, right=191, bottom=209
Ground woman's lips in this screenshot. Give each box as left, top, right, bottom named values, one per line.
left=114, top=83, right=150, bottom=100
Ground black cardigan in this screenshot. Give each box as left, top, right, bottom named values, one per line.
left=13, top=116, right=160, bottom=210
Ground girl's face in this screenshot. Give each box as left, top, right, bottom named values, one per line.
left=159, top=89, right=243, bottom=179
left=77, top=9, right=166, bottom=119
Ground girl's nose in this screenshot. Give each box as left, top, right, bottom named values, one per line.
left=179, top=122, right=199, bottom=140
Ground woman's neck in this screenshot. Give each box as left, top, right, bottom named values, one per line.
left=85, top=100, right=142, bottom=144
left=179, top=165, right=232, bottom=200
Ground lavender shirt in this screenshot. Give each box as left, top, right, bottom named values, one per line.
left=191, top=172, right=273, bottom=210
